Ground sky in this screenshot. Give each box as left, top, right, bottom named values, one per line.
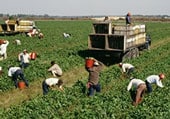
left=0, top=0, right=169, bottom=16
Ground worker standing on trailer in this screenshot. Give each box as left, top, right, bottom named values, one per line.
left=42, top=77, right=63, bottom=95
left=126, top=12, right=132, bottom=25
left=8, top=66, right=29, bottom=88
left=119, top=63, right=135, bottom=77
left=48, top=61, right=63, bottom=77
left=85, top=58, right=104, bottom=96
left=0, top=40, right=9, bottom=60
left=127, top=78, right=146, bottom=106
left=145, top=74, right=165, bottom=93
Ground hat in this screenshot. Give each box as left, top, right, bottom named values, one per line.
left=119, top=63, right=123, bottom=67
left=3, top=40, right=7, bottom=44
left=23, top=49, right=27, bottom=52
left=94, top=61, right=99, bottom=66
left=159, top=73, right=165, bottom=79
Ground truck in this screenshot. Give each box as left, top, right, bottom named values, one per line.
left=87, top=20, right=151, bottom=62
left=0, top=19, right=37, bottom=36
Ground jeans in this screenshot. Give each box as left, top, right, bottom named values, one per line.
left=20, top=62, right=29, bottom=69
left=42, top=80, right=50, bottom=95
left=127, top=67, right=134, bottom=76
left=12, top=69, right=29, bottom=88
left=88, top=83, right=101, bottom=96
left=145, top=80, right=152, bottom=93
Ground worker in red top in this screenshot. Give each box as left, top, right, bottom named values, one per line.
left=86, top=58, right=104, bottom=96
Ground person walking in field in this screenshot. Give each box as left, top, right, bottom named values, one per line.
left=48, top=61, right=63, bottom=77
left=0, top=40, right=9, bottom=60
left=8, top=66, right=29, bottom=88
left=145, top=73, right=165, bottom=93
left=119, top=63, right=135, bottom=77
left=85, top=58, right=104, bottom=96
left=127, top=78, right=146, bottom=106
left=42, top=77, right=64, bottom=95
left=18, top=49, right=30, bottom=68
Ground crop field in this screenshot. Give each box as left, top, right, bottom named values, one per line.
left=0, top=20, right=170, bottom=118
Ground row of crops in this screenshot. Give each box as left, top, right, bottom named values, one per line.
left=0, top=20, right=170, bottom=118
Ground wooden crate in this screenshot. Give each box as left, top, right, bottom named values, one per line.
left=92, top=22, right=112, bottom=34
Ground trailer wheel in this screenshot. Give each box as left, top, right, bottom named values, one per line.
left=122, top=51, right=131, bottom=62
left=132, top=48, right=139, bottom=58
left=121, top=48, right=139, bottom=62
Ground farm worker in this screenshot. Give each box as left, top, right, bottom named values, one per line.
left=103, top=16, right=110, bottom=22
left=38, top=32, right=44, bottom=39
left=63, top=32, right=71, bottom=38
left=42, top=78, right=63, bottom=95
left=119, top=63, right=135, bottom=77
left=48, top=61, right=63, bottom=77
left=145, top=74, right=165, bottom=93
left=0, top=40, right=9, bottom=60
left=126, top=12, right=132, bottom=25
left=18, top=49, right=30, bottom=68
left=14, top=39, right=21, bottom=45
left=0, top=66, right=3, bottom=75
left=86, top=58, right=104, bottom=96
left=8, top=66, right=29, bottom=88
left=127, top=78, right=146, bottom=106
left=27, top=27, right=38, bottom=37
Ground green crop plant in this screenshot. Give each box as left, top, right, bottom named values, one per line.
left=0, top=20, right=170, bottom=118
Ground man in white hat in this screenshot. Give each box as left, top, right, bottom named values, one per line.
left=18, top=49, right=30, bottom=68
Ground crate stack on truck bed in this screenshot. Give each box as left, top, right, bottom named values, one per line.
left=88, top=21, right=147, bottom=52
left=0, top=20, right=36, bottom=35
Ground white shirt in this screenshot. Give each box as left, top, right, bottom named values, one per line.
left=45, top=78, right=59, bottom=86
left=18, top=52, right=30, bottom=63
left=146, top=75, right=163, bottom=88
left=0, top=41, right=9, bottom=55
left=48, top=64, right=62, bottom=76
left=122, top=63, right=134, bottom=73
left=8, top=67, right=21, bottom=77
left=127, top=79, right=145, bottom=91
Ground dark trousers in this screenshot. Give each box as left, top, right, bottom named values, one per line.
left=42, top=80, right=50, bottom=95
left=127, top=67, right=134, bottom=76
left=12, top=69, right=29, bottom=88
left=145, top=80, right=152, bottom=93
left=20, top=62, right=29, bottom=69
left=88, top=83, right=101, bottom=96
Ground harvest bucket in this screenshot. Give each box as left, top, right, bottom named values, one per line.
left=85, top=58, right=94, bottom=68
left=30, top=52, right=37, bottom=60
left=0, top=39, right=4, bottom=45
left=18, top=81, right=26, bottom=89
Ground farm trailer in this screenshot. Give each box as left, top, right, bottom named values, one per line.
left=88, top=21, right=151, bottom=62
left=0, top=20, right=37, bottom=36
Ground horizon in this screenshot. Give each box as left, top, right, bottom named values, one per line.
left=0, top=0, right=169, bottom=16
